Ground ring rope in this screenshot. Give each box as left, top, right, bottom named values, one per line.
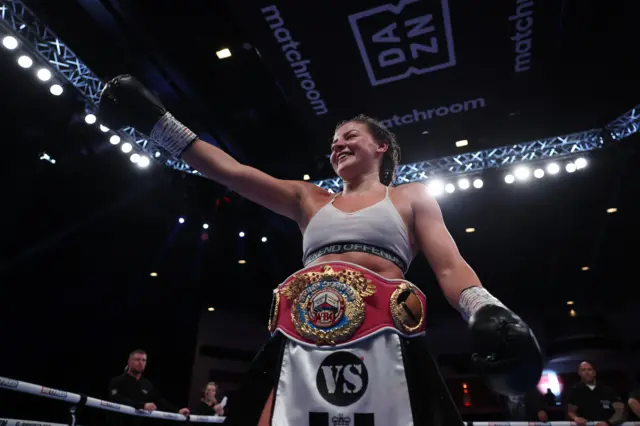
left=0, top=376, right=225, bottom=423
left=3, top=375, right=640, bottom=425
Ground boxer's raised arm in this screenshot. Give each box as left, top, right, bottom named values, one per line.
left=409, top=183, right=482, bottom=308
left=183, top=140, right=307, bottom=221
left=97, top=75, right=312, bottom=222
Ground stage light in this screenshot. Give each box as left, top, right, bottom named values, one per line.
left=465, top=228, right=475, bottom=233
left=207, top=307, right=215, bottom=312
left=109, top=135, right=121, bottom=145
left=514, top=166, right=530, bottom=181
left=455, top=139, right=468, bottom=147
left=137, top=156, right=150, bottom=168
left=238, top=260, right=246, bottom=264
left=566, top=163, right=577, bottom=173
left=261, top=236, right=267, bottom=242
left=458, top=179, right=470, bottom=190
left=178, top=217, right=185, bottom=224
left=85, top=114, right=97, bottom=124
left=569, top=309, right=577, bottom=317
left=533, top=168, right=544, bottom=178
left=2, top=36, right=18, bottom=50
left=547, top=163, right=560, bottom=174
left=239, top=231, right=245, bottom=237
left=37, top=68, right=52, bottom=82
left=575, top=157, right=587, bottom=169
left=445, top=183, right=455, bottom=194
left=216, top=48, right=232, bottom=59
left=504, top=174, right=515, bottom=184
left=581, top=266, right=589, bottom=271
left=567, top=301, right=574, bottom=305
left=49, top=84, right=63, bottom=96
left=150, top=272, right=158, bottom=277
left=607, top=207, right=617, bottom=214
left=154, top=151, right=161, bottom=158
left=428, top=180, right=444, bottom=196
left=99, top=125, right=109, bottom=132
left=121, top=142, right=132, bottom=153
left=473, top=178, right=483, bottom=189
left=130, top=153, right=140, bottom=163
left=17, top=55, right=33, bottom=68
left=203, top=223, right=209, bottom=230
left=303, top=174, right=310, bottom=181
left=537, top=370, right=563, bottom=397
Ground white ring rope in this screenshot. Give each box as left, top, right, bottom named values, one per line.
left=0, top=376, right=225, bottom=423
left=3, top=375, right=640, bottom=425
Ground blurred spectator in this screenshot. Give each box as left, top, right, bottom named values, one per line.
left=629, top=372, right=640, bottom=419
left=543, top=388, right=557, bottom=407
left=505, top=388, right=548, bottom=422
left=107, top=349, right=190, bottom=426
left=192, top=381, right=225, bottom=416
left=566, top=361, right=626, bottom=426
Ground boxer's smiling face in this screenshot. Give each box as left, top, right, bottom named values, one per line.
left=330, top=121, right=388, bottom=182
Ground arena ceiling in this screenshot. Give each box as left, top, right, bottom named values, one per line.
left=0, top=0, right=639, bottom=396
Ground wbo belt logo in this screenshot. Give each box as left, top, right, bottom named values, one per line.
left=348, top=0, right=456, bottom=86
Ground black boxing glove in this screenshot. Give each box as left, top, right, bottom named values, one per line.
left=98, top=74, right=198, bottom=158
left=460, top=286, right=543, bottom=396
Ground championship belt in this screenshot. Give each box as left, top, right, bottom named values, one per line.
left=269, top=261, right=426, bottom=346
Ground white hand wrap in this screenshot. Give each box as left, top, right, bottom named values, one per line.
left=150, top=112, right=198, bottom=159
left=459, top=286, right=507, bottom=322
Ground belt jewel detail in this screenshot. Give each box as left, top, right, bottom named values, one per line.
left=389, top=282, right=424, bottom=333
left=282, top=265, right=376, bottom=345
left=268, top=288, right=280, bottom=333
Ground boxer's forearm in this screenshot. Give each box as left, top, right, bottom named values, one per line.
left=435, top=260, right=483, bottom=309
left=182, top=139, right=245, bottom=186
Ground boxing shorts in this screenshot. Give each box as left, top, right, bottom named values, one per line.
left=223, top=262, right=464, bottom=426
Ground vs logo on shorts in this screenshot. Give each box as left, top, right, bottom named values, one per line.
left=348, top=0, right=456, bottom=86
left=316, top=351, right=369, bottom=407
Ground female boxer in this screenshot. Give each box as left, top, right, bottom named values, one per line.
left=98, top=75, right=542, bottom=426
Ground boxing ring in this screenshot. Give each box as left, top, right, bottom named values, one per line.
left=3, top=375, right=640, bottom=426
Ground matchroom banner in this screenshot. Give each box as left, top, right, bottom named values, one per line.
left=229, top=0, right=559, bottom=144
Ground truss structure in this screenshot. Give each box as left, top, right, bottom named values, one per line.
left=0, top=0, right=637, bottom=187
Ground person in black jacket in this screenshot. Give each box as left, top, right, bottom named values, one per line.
left=192, top=382, right=225, bottom=416
left=107, top=349, right=189, bottom=426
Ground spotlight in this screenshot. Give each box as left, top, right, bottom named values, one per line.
left=581, top=266, right=589, bottom=271
left=178, top=217, right=185, bottom=224
left=445, top=183, right=455, bottom=194
left=17, top=55, right=33, bottom=68
left=261, top=236, right=267, bottom=242
left=154, top=151, right=161, bottom=158
left=533, top=168, right=544, bottom=178
left=514, top=166, right=530, bottom=181
left=203, top=223, right=209, bottom=230
left=473, top=178, right=483, bottom=189
left=607, top=208, right=617, bottom=214
left=37, top=68, right=52, bottom=82
left=566, top=163, right=577, bottom=173
left=110, top=135, right=121, bottom=145
left=150, top=272, right=158, bottom=277
left=455, top=139, right=468, bottom=147
left=207, top=307, right=215, bottom=312
left=216, top=48, right=232, bottom=59
left=238, top=260, right=246, bottom=265
left=130, top=153, right=140, bottom=163
left=239, top=231, right=245, bottom=237
left=49, top=84, right=63, bottom=96
left=427, top=180, right=444, bottom=196
left=85, top=114, right=97, bottom=124
left=567, top=301, right=574, bottom=305
left=121, top=142, right=132, bottom=153
left=465, top=228, right=475, bottom=233
left=137, top=156, right=150, bottom=168
left=303, top=174, right=310, bottom=181
left=458, top=179, right=470, bottom=190
left=575, top=157, right=588, bottom=169
left=2, top=36, right=18, bottom=50
left=547, top=163, right=560, bottom=174
left=504, top=174, right=515, bottom=184
left=99, top=125, right=110, bottom=132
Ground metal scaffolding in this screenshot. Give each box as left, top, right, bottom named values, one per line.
left=0, top=0, right=637, bottom=188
